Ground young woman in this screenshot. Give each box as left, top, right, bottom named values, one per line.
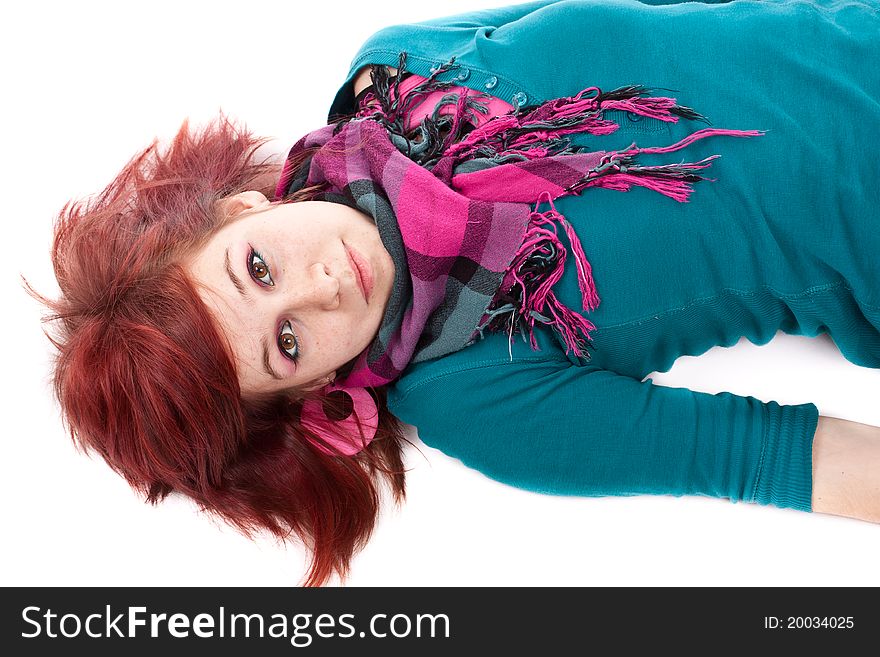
left=33, top=0, right=880, bottom=587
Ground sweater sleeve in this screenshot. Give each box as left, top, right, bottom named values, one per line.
left=328, top=0, right=743, bottom=120
left=386, top=357, right=819, bottom=511
left=403, top=0, right=564, bottom=28
left=328, top=0, right=563, bottom=120
left=388, top=0, right=734, bottom=29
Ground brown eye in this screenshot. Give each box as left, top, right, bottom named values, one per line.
left=278, top=321, right=300, bottom=361
left=248, top=249, right=273, bottom=286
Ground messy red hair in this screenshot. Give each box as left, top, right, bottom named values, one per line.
left=26, top=113, right=410, bottom=587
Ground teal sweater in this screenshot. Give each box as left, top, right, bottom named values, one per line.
left=327, top=0, right=880, bottom=512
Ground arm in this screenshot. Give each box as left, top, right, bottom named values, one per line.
left=335, top=0, right=562, bottom=106
left=412, top=0, right=734, bottom=28
left=389, top=357, right=822, bottom=512
left=812, top=415, right=880, bottom=523
left=407, top=0, right=563, bottom=28
left=330, top=0, right=743, bottom=119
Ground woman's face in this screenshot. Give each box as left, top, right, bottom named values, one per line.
left=188, top=191, right=395, bottom=397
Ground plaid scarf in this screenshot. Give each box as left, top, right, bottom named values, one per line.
left=275, top=53, right=762, bottom=390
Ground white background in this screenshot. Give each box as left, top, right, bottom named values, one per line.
left=3, top=0, right=879, bottom=587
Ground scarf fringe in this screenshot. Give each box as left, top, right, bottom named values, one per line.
left=562, top=127, right=765, bottom=202
left=474, top=191, right=600, bottom=360
left=355, top=52, right=496, bottom=167
left=442, top=83, right=719, bottom=162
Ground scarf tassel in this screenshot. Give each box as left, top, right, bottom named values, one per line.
left=443, top=84, right=698, bottom=162
left=356, top=52, right=496, bottom=167
left=476, top=191, right=600, bottom=360
left=444, top=83, right=764, bottom=172
left=563, top=127, right=764, bottom=202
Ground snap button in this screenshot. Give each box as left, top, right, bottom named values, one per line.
left=456, top=67, right=471, bottom=81
left=627, top=113, right=643, bottom=122
left=512, top=91, right=528, bottom=107
left=485, top=75, right=498, bottom=90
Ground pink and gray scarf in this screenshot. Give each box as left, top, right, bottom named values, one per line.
left=274, top=53, right=762, bottom=389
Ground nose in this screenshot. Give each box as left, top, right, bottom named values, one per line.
left=286, top=262, right=340, bottom=311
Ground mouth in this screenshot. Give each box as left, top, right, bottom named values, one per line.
left=345, top=244, right=373, bottom=302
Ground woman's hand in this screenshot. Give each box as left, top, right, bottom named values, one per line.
left=812, top=415, right=880, bottom=523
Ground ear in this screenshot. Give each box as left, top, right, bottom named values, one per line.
left=302, top=371, right=338, bottom=393
left=219, top=190, right=270, bottom=218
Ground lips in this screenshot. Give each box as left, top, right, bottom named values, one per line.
left=345, top=245, right=373, bottom=302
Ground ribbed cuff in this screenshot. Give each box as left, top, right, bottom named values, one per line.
left=753, top=401, right=820, bottom=512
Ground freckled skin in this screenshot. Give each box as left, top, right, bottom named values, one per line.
left=187, top=192, right=395, bottom=397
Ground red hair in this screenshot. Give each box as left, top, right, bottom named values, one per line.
left=26, top=113, right=410, bottom=587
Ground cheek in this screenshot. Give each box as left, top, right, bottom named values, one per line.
left=310, top=321, right=351, bottom=351
left=307, top=317, right=367, bottom=364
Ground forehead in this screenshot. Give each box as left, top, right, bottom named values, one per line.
left=202, top=201, right=323, bottom=251
left=189, top=248, right=249, bottom=344
left=191, top=207, right=263, bottom=272
left=186, top=217, right=253, bottom=339
left=190, top=255, right=265, bottom=387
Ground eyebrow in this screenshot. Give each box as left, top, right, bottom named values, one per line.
left=224, top=247, right=250, bottom=300
left=224, top=247, right=285, bottom=382
left=261, top=336, right=284, bottom=381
